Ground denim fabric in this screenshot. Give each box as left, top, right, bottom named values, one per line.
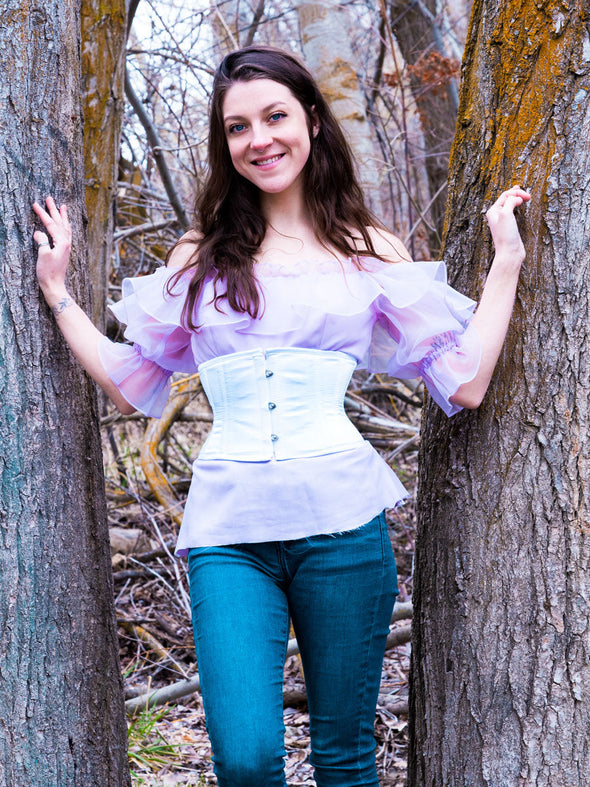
left=188, top=511, right=398, bottom=787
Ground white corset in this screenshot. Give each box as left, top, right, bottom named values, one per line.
left=197, top=348, right=364, bottom=461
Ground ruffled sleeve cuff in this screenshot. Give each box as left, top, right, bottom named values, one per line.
left=416, top=322, right=481, bottom=416
left=366, top=261, right=482, bottom=417
left=98, top=337, right=172, bottom=417
left=98, top=266, right=198, bottom=418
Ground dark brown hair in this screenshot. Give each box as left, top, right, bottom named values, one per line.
left=168, top=45, right=384, bottom=329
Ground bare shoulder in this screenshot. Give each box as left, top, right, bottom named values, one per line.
left=166, top=229, right=202, bottom=269
left=362, top=226, right=412, bottom=263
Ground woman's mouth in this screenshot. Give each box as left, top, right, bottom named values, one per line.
left=252, top=153, right=285, bottom=168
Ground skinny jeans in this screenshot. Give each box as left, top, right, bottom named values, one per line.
left=187, top=511, right=398, bottom=787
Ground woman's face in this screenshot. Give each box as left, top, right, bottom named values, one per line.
left=222, top=78, right=317, bottom=198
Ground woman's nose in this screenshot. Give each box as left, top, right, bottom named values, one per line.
left=250, top=125, right=273, bottom=150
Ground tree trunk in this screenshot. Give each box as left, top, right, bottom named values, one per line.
left=388, top=0, right=460, bottom=250
left=0, top=2, right=130, bottom=784
left=297, top=1, right=384, bottom=217
left=409, top=2, right=590, bottom=785
left=81, top=0, right=127, bottom=331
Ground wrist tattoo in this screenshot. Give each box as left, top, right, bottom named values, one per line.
left=51, top=296, right=74, bottom=317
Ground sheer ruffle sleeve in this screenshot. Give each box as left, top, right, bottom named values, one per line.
left=97, top=258, right=480, bottom=418
left=97, top=267, right=197, bottom=417
left=364, top=260, right=481, bottom=416
left=253, top=257, right=481, bottom=417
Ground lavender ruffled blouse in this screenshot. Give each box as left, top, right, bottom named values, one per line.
left=98, top=257, right=481, bottom=553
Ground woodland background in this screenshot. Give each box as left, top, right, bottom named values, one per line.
left=2, top=1, right=590, bottom=786
left=108, top=2, right=468, bottom=783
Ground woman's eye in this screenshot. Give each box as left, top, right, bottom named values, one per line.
left=269, top=112, right=286, bottom=122
left=228, top=123, right=246, bottom=134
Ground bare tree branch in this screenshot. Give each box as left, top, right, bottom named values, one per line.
left=124, top=68, right=191, bottom=231
left=244, top=0, right=265, bottom=46
left=114, top=218, right=179, bottom=242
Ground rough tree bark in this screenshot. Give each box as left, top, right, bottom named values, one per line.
left=388, top=0, right=460, bottom=248
left=297, top=1, right=384, bottom=217
left=81, top=0, right=127, bottom=331
left=410, top=1, right=590, bottom=785
left=0, top=2, right=130, bottom=784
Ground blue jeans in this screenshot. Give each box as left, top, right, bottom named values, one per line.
left=187, top=511, right=398, bottom=787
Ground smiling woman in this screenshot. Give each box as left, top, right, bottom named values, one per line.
left=34, top=45, right=529, bottom=787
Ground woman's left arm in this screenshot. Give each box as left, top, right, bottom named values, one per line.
left=450, top=186, right=531, bottom=409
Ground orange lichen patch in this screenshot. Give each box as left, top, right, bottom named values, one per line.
left=448, top=0, right=588, bottom=248
left=298, top=2, right=329, bottom=38
left=330, top=58, right=362, bottom=92
left=319, top=59, right=363, bottom=107
left=486, top=2, right=581, bottom=172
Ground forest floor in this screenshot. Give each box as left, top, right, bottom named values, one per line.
left=104, top=372, right=420, bottom=786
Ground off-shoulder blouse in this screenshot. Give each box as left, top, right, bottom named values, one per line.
left=98, top=257, right=481, bottom=553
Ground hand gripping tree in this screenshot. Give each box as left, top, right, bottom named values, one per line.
left=410, top=2, right=590, bottom=785
left=0, top=1, right=130, bottom=784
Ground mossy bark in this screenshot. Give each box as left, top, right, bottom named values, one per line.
left=0, top=1, right=130, bottom=784
left=410, top=1, right=590, bottom=784
left=81, top=0, right=127, bottom=331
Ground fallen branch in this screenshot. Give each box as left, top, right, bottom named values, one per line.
left=125, top=606, right=413, bottom=714
left=377, top=695, right=409, bottom=716
left=114, top=218, right=179, bottom=242
left=392, top=601, right=412, bottom=622
left=385, top=624, right=411, bottom=650
left=126, top=673, right=201, bottom=714
left=140, top=376, right=202, bottom=527
left=119, top=619, right=189, bottom=679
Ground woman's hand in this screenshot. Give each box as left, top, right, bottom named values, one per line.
left=450, top=185, right=531, bottom=409
left=32, top=196, right=72, bottom=304
left=485, top=186, right=531, bottom=263
left=32, top=196, right=135, bottom=414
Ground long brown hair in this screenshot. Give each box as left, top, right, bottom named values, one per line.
left=168, top=45, right=384, bottom=330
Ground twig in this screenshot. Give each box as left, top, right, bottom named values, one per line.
left=131, top=541, right=178, bottom=564
left=385, top=434, right=420, bottom=462
left=119, top=619, right=190, bottom=678
left=114, top=218, right=179, bottom=242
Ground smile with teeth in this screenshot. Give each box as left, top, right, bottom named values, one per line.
left=252, top=153, right=285, bottom=166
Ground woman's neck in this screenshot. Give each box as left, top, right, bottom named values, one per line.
left=259, top=184, right=310, bottom=236
left=257, top=183, right=345, bottom=264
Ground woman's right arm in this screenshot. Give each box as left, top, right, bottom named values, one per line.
left=33, top=197, right=136, bottom=414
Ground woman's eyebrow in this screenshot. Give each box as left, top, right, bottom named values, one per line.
left=224, top=102, right=289, bottom=122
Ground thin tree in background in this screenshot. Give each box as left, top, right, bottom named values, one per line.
left=0, top=1, right=130, bottom=783
left=298, top=0, right=384, bottom=217
left=388, top=0, right=460, bottom=249
left=410, top=1, right=590, bottom=783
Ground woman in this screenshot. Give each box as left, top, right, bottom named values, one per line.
left=34, top=46, right=529, bottom=787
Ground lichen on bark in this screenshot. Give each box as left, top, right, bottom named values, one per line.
left=0, top=1, right=130, bottom=784
left=410, top=1, right=590, bottom=785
